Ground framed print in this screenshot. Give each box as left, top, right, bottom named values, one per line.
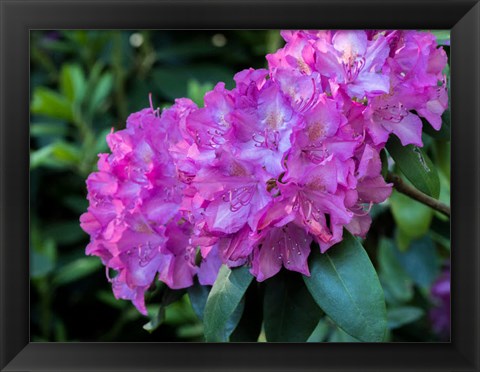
left=1, top=0, right=479, bottom=371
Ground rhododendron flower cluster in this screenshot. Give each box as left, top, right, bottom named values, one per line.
left=80, top=30, right=448, bottom=315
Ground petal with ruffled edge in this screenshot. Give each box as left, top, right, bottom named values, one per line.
left=380, top=113, right=423, bottom=146
left=251, top=223, right=312, bottom=282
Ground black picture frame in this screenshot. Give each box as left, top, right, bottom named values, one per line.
left=1, top=0, right=479, bottom=371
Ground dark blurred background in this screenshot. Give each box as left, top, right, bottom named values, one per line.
left=30, top=30, right=450, bottom=342
left=30, top=30, right=283, bottom=342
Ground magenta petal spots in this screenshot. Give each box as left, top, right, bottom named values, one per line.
left=205, top=197, right=251, bottom=234
left=381, top=113, right=423, bottom=147
left=357, top=176, right=392, bottom=204
left=251, top=223, right=312, bottom=282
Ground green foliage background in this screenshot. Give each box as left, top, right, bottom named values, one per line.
left=30, top=30, right=450, bottom=342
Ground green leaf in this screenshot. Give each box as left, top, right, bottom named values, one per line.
left=52, top=257, right=102, bottom=286
left=223, top=298, right=245, bottom=340
left=143, top=305, right=165, bottom=333
left=390, top=190, right=433, bottom=240
left=395, top=228, right=413, bottom=252
left=164, top=295, right=198, bottom=325
left=264, top=271, right=322, bottom=342
left=31, top=122, right=69, bottom=138
left=307, top=319, right=330, bottom=342
left=31, top=87, right=74, bottom=122
left=378, top=239, right=414, bottom=305
left=60, top=64, right=86, bottom=103
left=50, top=142, right=82, bottom=165
left=328, top=326, right=361, bottom=342
left=187, top=281, right=211, bottom=321
left=387, top=306, right=424, bottom=329
left=393, top=236, right=440, bottom=289
left=187, top=79, right=214, bottom=107
left=30, top=142, right=82, bottom=170
left=88, top=72, right=113, bottom=115
left=303, top=231, right=387, bottom=342
left=386, top=136, right=440, bottom=199
left=203, top=265, right=253, bottom=342
left=30, top=145, right=62, bottom=170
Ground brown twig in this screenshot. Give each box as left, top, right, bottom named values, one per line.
left=386, top=173, right=451, bottom=217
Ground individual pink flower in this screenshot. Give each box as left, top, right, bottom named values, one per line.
left=313, top=30, right=391, bottom=98
left=364, top=30, right=448, bottom=147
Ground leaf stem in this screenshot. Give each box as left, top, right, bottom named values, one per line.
left=386, top=173, right=450, bottom=217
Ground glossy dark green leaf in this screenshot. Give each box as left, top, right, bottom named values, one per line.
left=187, top=281, right=211, bottom=321
left=378, top=239, right=414, bottom=305
left=304, top=231, right=387, bottom=342
left=386, top=136, right=440, bottom=198
left=203, top=265, right=253, bottom=342
left=264, top=271, right=322, bottom=342
left=387, top=306, right=424, bottom=329
left=222, top=298, right=245, bottom=340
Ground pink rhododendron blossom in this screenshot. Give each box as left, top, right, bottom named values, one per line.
left=81, top=29, right=448, bottom=312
